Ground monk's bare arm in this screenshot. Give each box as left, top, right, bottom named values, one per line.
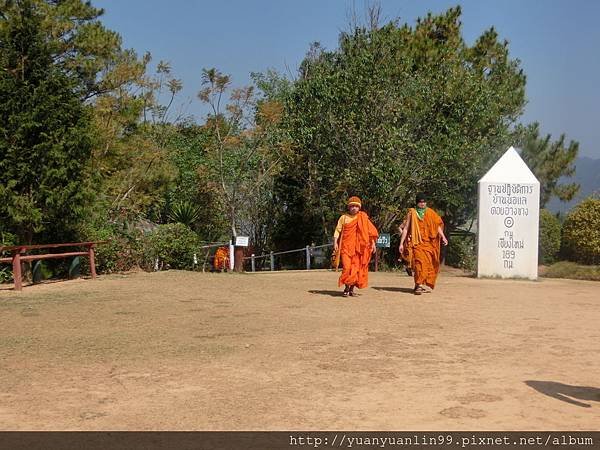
left=333, top=216, right=344, bottom=251
left=399, top=213, right=410, bottom=251
left=437, top=225, right=448, bottom=246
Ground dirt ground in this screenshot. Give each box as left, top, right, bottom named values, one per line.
left=0, top=268, right=599, bottom=430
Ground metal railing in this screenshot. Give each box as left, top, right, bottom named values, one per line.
left=198, top=242, right=230, bottom=249
left=244, top=243, right=333, bottom=272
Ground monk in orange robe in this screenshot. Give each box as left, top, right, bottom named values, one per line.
left=213, top=246, right=229, bottom=272
left=399, top=193, right=448, bottom=295
left=333, top=196, right=379, bottom=297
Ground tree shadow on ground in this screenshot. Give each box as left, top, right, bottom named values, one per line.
left=525, top=380, right=600, bottom=408
left=372, top=286, right=415, bottom=294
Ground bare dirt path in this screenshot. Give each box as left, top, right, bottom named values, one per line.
left=1, top=269, right=599, bottom=430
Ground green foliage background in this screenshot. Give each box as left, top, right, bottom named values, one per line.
left=538, top=209, right=561, bottom=265
left=561, top=198, right=600, bottom=265
left=1, top=1, right=594, bottom=275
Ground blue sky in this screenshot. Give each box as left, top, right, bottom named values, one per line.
left=94, top=0, right=600, bottom=158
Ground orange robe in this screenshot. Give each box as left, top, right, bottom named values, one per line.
left=335, top=211, right=379, bottom=289
left=401, top=242, right=413, bottom=269
left=406, top=208, right=443, bottom=289
left=213, top=246, right=229, bottom=271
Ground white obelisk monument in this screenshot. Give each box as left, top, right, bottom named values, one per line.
left=477, top=147, right=540, bottom=280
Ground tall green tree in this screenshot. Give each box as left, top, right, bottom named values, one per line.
left=1, top=0, right=174, bottom=245
left=89, top=61, right=182, bottom=225
left=516, top=122, right=579, bottom=208
left=158, top=123, right=228, bottom=242
left=36, top=0, right=170, bottom=224
left=35, top=0, right=145, bottom=102
left=196, top=68, right=290, bottom=252
left=273, top=6, right=526, bottom=248
left=0, top=0, right=93, bottom=244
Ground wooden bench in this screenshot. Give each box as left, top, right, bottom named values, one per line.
left=0, top=242, right=105, bottom=291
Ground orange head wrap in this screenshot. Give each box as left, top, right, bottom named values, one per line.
left=347, top=196, right=362, bottom=208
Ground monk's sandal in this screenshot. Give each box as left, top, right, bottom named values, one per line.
left=414, top=286, right=426, bottom=295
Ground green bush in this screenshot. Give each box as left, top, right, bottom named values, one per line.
left=445, top=233, right=476, bottom=271
left=0, top=266, right=11, bottom=283
left=561, top=197, right=600, bottom=264
left=143, top=223, right=200, bottom=270
left=543, top=261, right=600, bottom=281
left=0, top=231, right=16, bottom=283
left=539, top=209, right=561, bottom=264
left=84, top=224, right=144, bottom=274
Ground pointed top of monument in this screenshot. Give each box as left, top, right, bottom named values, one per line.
left=479, top=146, right=539, bottom=184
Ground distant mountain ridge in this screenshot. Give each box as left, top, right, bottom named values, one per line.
left=547, top=156, right=600, bottom=214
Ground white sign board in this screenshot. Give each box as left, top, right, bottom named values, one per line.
left=235, top=236, right=249, bottom=247
left=477, top=147, right=540, bottom=280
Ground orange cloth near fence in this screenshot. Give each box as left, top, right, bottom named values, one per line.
left=407, top=208, right=443, bottom=289
left=213, top=246, right=229, bottom=271
left=336, top=211, right=379, bottom=288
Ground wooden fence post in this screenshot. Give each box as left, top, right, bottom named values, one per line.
left=234, top=247, right=244, bottom=272
left=88, top=244, right=97, bottom=279
left=12, top=249, right=23, bottom=291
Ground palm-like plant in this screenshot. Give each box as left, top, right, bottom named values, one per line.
left=168, top=201, right=201, bottom=227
